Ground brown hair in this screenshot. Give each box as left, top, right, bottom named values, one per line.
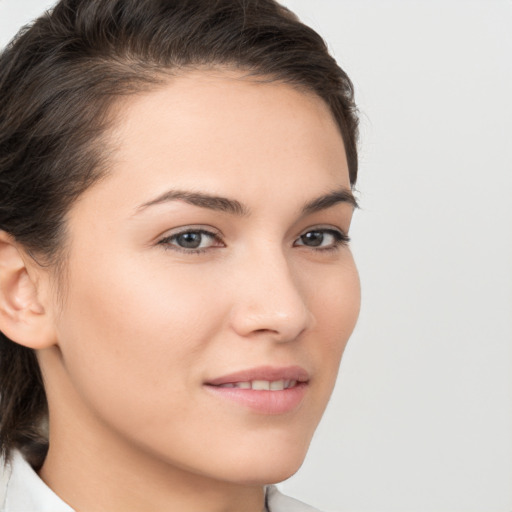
left=0, top=0, right=359, bottom=469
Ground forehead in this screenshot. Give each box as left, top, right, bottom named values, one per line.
left=81, top=69, right=350, bottom=215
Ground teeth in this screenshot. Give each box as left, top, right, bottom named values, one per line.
left=252, top=380, right=270, bottom=390
left=217, top=380, right=298, bottom=390
left=270, top=380, right=285, bottom=391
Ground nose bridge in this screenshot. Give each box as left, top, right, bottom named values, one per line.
left=229, top=244, right=312, bottom=341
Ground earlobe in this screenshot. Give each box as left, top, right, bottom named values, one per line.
left=0, top=231, right=57, bottom=349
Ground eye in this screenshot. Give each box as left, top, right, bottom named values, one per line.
left=294, top=228, right=350, bottom=251
left=158, top=229, right=223, bottom=253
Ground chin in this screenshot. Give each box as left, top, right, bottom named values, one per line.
left=229, top=465, right=304, bottom=486
left=220, top=443, right=310, bottom=486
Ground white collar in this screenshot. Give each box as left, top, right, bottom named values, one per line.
left=1, top=451, right=320, bottom=512
left=0, top=451, right=73, bottom=512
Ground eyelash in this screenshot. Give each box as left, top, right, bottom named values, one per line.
left=158, top=229, right=223, bottom=255
left=157, top=227, right=350, bottom=255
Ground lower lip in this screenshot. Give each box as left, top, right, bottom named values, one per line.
left=204, top=383, right=308, bottom=415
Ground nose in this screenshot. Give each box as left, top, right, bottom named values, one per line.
left=228, top=250, right=314, bottom=343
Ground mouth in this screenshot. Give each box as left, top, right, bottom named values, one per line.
left=203, top=366, right=309, bottom=415
left=211, top=379, right=299, bottom=391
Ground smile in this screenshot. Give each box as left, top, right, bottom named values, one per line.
left=214, top=380, right=298, bottom=390
left=204, top=366, right=309, bottom=414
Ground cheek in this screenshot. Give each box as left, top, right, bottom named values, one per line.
left=306, top=255, right=360, bottom=384
left=325, top=261, right=360, bottom=349
left=53, top=255, right=227, bottom=425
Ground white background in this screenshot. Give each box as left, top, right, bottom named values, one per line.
left=1, top=1, right=511, bottom=511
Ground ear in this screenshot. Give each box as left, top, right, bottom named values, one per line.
left=0, top=231, right=57, bottom=349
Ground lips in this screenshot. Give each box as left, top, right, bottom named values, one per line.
left=213, top=379, right=298, bottom=391
left=205, top=365, right=309, bottom=387
left=204, top=366, right=309, bottom=414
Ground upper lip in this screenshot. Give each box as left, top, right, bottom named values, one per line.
left=205, top=365, right=310, bottom=386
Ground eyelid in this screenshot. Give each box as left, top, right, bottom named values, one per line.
left=298, top=224, right=349, bottom=238
left=294, top=226, right=350, bottom=250
left=157, top=225, right=225, bottom=253
left=157, top=224, right=223, bottom=239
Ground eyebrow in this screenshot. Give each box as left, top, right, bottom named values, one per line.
left=137, top=190, right=249, bottom=216
left=136, top=187, right=358, bottom=216
left=301, top=188, right=359, bottom=215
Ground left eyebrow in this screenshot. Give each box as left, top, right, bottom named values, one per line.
left=301, top=188, right=359, bottom=215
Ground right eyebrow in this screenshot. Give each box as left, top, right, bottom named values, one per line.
left=135, top=189, right=250, bottom=216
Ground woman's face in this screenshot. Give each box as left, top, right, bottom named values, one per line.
left=43, top=70, right=360, bottom=485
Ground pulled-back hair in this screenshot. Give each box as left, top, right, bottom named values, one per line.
left=0, top=0, right=359, bottom=469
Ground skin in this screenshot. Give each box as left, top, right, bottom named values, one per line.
left=1, top=70, right=360, bottom=512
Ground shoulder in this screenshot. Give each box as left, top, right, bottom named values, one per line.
left=265, top=485, right=323, bottom=512
left=0, top=451, right=74, bottom=512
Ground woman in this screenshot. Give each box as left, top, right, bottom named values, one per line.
left=0, top=0, right=360, bottom=510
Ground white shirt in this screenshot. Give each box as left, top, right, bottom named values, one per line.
left=0, top=451, right=320, bottom=512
